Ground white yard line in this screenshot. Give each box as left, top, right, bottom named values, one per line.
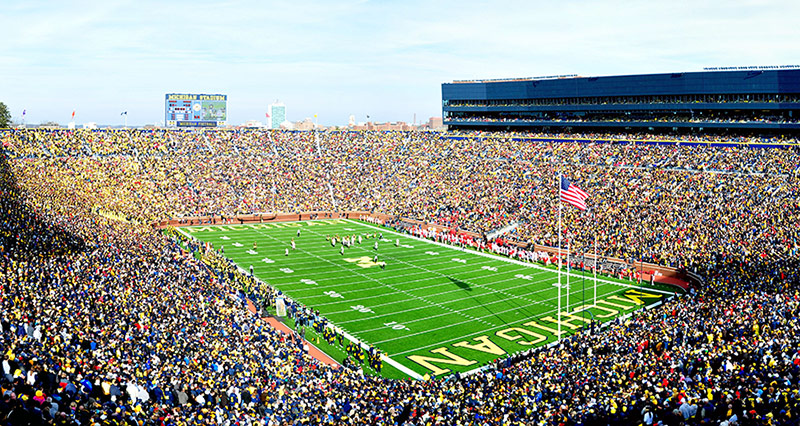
left=251, top=256, right=498, bottom=286
left=346, top=219, right=674, bottom=295
left=235, top=249, right=500, bottom=272
left=276, top=259, right=542, bottom=298
left=335, top=329, right=423, bottom=380
left=179, top=225, right=424, bottom=379
left=248, top=227, right=499, bottom=335
left=182, top=221, right=670, bottom=379
left=304, top=226, right=613, bottom=316
left=326, top=269, right=554, bottom=317
left=296, top=265, right=550, bottom=299
left=332, top=276, right=560, bottom=324
left=292, top=227, right=632, bottom=344
left=294, top=227, right=571, bottom=323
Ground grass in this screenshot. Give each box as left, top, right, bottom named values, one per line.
left=182, top=219, right=678, bottom=379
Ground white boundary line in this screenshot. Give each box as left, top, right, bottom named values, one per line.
left=325, top=269, right=554, bottom=316
left=245, top=226, right=437, bottom=379
left=294, top=222, right=658, bottom=354
left=291, top=225, right=590, bottom=334
left=181, top=220, right=672, bottom=380
left=337, top=328, right=423, bottom=379
left=173, top=227, right=413, bottom=377
left=230, top=249, right=501, bottom=272
left=346, top=219, right=674, bottom=295
left=249, top=227, right=499, bottom=327
left=333, top=275, right=559, bottom=326
left=291, top=264, right=549, bottom=300
left=239, top=254, right=500, bottom=288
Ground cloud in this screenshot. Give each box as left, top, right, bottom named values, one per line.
left=1, top=0, right=799, bottom=125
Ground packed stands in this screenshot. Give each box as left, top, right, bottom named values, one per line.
left=442, top=69, right=800, bottom=135
left=1, top=128, right=799, bottom=425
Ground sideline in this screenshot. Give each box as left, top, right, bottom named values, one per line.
left=346, top=219, right=675, bottom=296
left=176, top=225, right=424, bottom=380
left=175, top=227, right=343, bottom=369
left=243, top=299, right=340, bottom=367
left=180, top=220, right=671, bottom=380
left=246, top=225, right=428, bottom=379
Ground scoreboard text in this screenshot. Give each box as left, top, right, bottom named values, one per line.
left=165, top=93, right=227, bottom=127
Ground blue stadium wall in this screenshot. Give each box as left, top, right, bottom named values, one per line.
left=442, top=69, right=800, bottom=133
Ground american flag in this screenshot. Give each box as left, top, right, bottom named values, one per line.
left=560, top=175, right=589, bottom=210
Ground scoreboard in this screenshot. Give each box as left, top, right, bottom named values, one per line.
left=165, top=94, right=227, bottom=127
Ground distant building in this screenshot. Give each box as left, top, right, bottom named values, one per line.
left=425, top=117, right=444, bottom=129
left=293, top=118, right=314, bottom=131
left=243, top=120, right=265, bottom=128
left=379, top=122, right=408, bottom=131
left=348, top=115, right=356, bottom=127
left=348, top=118, right=443, bottom=131
left=360, top=122, right=413, bottom=131
left=268, top=102, right=286, bottom=130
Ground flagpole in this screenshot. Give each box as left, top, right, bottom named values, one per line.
left=582, top=245, right=586, bottom=320
left=566, top=235, right=571, bottom=314
left=557, top=172, right=562, bottom=339
left=593, top=222, right=598, bottom=307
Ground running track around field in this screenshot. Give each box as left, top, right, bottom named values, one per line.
left=245, top=299, right=340, bottom=368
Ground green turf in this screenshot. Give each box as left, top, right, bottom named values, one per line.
left=278, top=315, right=408, bottom=379
left=182, top=219, right=677, bottom=379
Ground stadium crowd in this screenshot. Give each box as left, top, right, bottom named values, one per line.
left=445, top=93, right=800, bottom=108
left=1, top=128, right=799, bottom=425
left=445, top=113, right=800, bottom=124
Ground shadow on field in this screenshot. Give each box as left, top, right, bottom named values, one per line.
left=448, top=276, right=472, bottom=291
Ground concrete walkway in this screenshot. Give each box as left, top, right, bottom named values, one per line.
left=245, top=299, right=340, bottom=368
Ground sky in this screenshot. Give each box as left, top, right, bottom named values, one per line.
left=2, top=0, right=800, bottom=127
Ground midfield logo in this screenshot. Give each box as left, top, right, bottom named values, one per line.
left=344, top=256, right=379, bottom=268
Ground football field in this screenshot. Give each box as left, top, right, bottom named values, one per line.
left=182, top=219, right=676, bottom=379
